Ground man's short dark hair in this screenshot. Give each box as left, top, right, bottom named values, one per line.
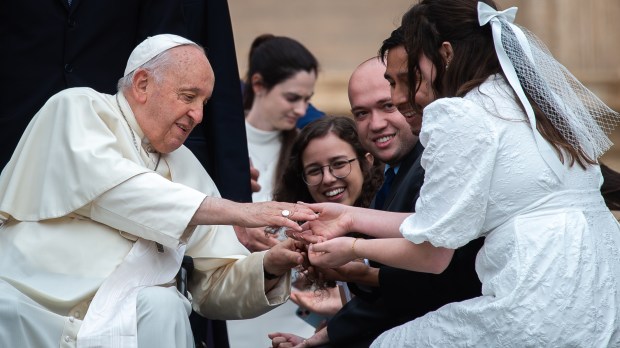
left=379, top=27, right=405, bottom=63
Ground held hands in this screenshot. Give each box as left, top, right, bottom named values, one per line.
left=263, top=238, right=307, bottom=278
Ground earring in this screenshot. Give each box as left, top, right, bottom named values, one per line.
left=445, top=60, right=451, bottom=70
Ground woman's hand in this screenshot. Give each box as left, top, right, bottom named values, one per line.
left=299, top=202, right=354, bottom=242
left=308, top=237, right=358, bottom=269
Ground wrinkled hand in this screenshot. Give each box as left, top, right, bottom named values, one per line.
left=263, top=238, right=306, bottom=277
left=308, top=237, right=357, bottom=269
left=269, top=327, right=329, bottom=348
left=238, top=201, right=317, bottom=232
left=291, top=287, right=343, bottom=317
left=233, top=226, right=279, bottom=252
left=299, top=202, right=353, bottom=242
left=249, top=159, right=261, bottom=193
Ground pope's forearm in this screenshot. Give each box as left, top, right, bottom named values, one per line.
left=190, top=196, right=241, bottom=226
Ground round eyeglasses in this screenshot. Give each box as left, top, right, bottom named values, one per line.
left=302, top=158, right=358, bottom=186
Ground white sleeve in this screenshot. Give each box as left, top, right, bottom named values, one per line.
left=188, top=250, right=291, bottom=320
left=87, top=172, right=207, bottom=248
left=400, top=98, right=499, bottom=248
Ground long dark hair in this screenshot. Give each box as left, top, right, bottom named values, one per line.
left=401, top=0, right=594, bottom=167
left=243, top=34, right=318, bottom=110
left=272, top=116, right=383, bottom=208
left=243, top=34, right=319, bottom=186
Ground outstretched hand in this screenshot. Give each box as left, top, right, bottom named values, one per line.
left=193, top=198, right=317, bottom=230
left=298, top=202, right=353, bottom=242
left=238, top=201, right=317, bottom=232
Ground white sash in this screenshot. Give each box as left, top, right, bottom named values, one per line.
left=77, top=239, right=185, bottom=348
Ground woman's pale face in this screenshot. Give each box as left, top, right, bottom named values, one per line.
left=302, top=133, right=365, bottom=206
left=252, top=70, right=316, bottom=131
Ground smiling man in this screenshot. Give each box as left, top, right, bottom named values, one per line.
left=0, top=34, right=318, bottom=348
left=349, top=60, right=418, bottom=168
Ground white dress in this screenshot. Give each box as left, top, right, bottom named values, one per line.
left=373, top=75, right=620, bottom=347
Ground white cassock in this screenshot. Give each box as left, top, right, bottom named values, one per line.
left=0, top=88, right=290, bottom=348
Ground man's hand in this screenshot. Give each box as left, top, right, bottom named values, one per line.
left=263, top=238, right=305, bottom=278
left=233, top=225, right=279, bottom=252
left=196, top=197, right=317, bottom=232
left=269, top=332, right=305, bottom=348
left=269, top=326, right=329, bottom=347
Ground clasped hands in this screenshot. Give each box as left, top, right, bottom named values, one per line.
left=283, top=202, right=363, bottom=270
left=235, top=201, right=364, bottom=281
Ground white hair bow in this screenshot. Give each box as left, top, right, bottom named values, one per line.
left=477, top=2, right=620, bottom=180
left=478, top=2, right=565, bottom=181
left=477, top=2, right=517, bottom=26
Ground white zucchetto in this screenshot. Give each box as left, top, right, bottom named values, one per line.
left=124, top=34, right=195, bottom=76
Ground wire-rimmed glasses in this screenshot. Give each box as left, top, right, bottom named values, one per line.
left=302, top=158, right=358, bottom=186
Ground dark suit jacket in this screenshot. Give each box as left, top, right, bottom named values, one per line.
left=182, top=1, right=250, bottom=347
left=327, top=141, right=484, bottom=347
left=183, top=0, right=252, bottom=203
left=0, top=0, right=187, bottom=171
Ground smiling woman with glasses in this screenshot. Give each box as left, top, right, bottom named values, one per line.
left=273, top=116, right=383, bottom=208
left=302, top=158, right=358, bottom=186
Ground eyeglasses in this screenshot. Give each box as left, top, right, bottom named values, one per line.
left=302, top=158, right=358, bottom=186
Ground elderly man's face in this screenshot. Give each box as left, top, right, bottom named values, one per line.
left=141, top=46, right=214, bottom=154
